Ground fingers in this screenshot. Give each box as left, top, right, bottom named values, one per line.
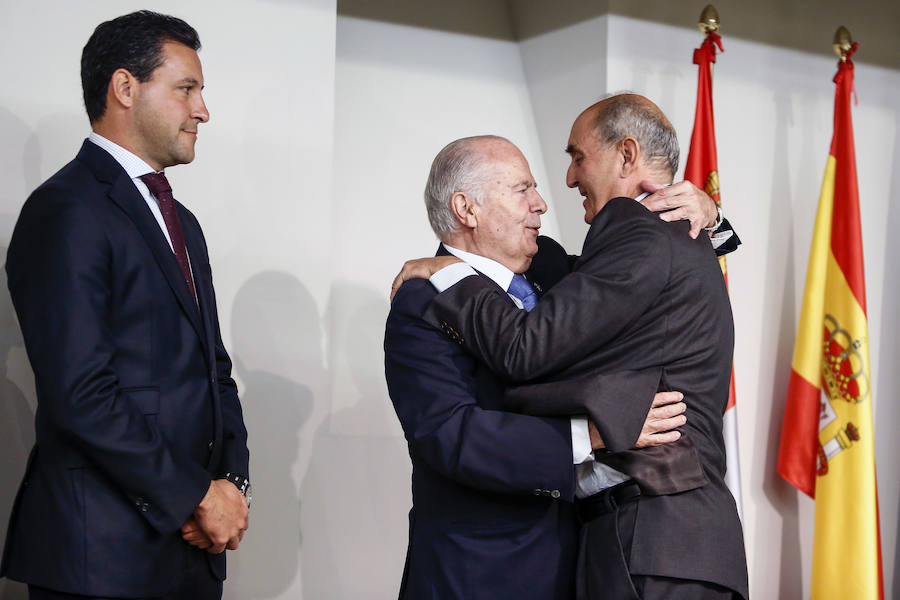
left=184, top=533, right=212, bottom=549
left=181, top=521, right=199, bottom=535
left=650, top=410, right=687, bottom=432
left=390, top=259, right=425, bottom=302
left=639, top=179, right=664, bottom=195
left=639, top=180, right=688, bottom=210
left=651, top=390, right=684, bottom=407
left=637, top=429, right=682, bottom=448
left=390, top=272, right=405, bottom=302
left=649, top=401, right=686, bottom=421
left=207, top=542, right=227, bottom=554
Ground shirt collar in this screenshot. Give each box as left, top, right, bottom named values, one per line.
left=442, top=244, right=515, bottom=292
left=87, top=132, right=159, bottom=179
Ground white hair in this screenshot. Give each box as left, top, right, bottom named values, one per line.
left=423, top=135, right=508, bottom=241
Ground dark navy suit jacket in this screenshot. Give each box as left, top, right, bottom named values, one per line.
left=0, top=140, right=249, bottom=597
left=384, top=245, right=578, bottom=600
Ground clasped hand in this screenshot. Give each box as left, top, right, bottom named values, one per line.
left=181, top=479, right=249, bottom=554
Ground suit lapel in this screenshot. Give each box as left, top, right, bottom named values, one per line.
left=181, top=211, right=215, bottom=356
left=78, top=141, right=206, bottom=344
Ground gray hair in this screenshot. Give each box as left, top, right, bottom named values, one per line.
left=424, top=135, right=507, bottom=241
left=594, top=93, right=679, bottom=179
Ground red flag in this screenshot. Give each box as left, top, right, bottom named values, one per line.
left=683, top=30, right=743, bottom=516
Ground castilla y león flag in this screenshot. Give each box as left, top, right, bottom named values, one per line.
left=683, top=29, right=743, bottom=517
left=777, top=43, right=883, bottom=599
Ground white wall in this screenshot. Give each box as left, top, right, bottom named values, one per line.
left=1, top=4, right=898, bottom=600
left=517, top=15, right=608, bottom=251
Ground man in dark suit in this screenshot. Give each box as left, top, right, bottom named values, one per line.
left=1, top=11, right=250, bottom=600
left=397, top=96, right=748, bottom=599
left=385, top=135, right=693, bottom=599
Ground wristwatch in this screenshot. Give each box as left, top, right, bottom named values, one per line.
left=222, top=472, right=252, bottom=508
left=704, top=206, right=724, bottom=231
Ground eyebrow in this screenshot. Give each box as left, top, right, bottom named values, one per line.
left=565, top=144, right=577, bottom=155
left=177, top=77, right=202, bottom=87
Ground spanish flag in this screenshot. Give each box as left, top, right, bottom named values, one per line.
left=777, top=43, right=884, bottom=599
left=683, top=28, right=743, bottom=516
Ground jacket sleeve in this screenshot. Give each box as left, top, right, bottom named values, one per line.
left=6, top=190, right=211, bottom=534
left=385, top=279, right=576, bottom=501
left=423, top=198, right=671, bottom=383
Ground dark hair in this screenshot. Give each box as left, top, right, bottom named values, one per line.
left=80, top=10, right=200, bottom=123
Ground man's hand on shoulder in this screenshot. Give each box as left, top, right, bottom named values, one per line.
left=639, top=180, right=718, bottom=239
left=193, top=479, right=249, bottom=554
left=390, top=256, right=462, bottom=301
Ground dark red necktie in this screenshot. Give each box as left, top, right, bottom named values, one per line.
left=139, top=172, right=197, bottom=301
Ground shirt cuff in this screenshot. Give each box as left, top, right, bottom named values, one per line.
left=429, top=262, right=477, bottom=292
left=570, top=417, right=594, bottom=465
left=710, top=228, right=734, bottom=250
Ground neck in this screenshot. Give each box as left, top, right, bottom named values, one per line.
left=443, top=235, right=525, bottom=273
left=624, top=171, right=670, bottom=198
left=92, top=120, right=162, bottom=171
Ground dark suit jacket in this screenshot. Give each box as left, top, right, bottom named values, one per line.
left=424, top=198, right=748, bottom=598
left=0, top=140, right=249, bottom=597
left=384, top=246, right=578, bottom=600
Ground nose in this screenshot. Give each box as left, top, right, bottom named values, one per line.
left=566, top=163, right=577, bottom=188
left=531, top=188, right=548, bottom=215
left=193, top=93, right=210, bottom=123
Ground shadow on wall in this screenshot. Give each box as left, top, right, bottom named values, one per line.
left=758, top=89, right=802, bottom=599
left=0, top=247, right=32, bottom=600
left=225, top=271, right=319, bottom=599
left=299, top=283, right=409, bottom=599
left=0, top=106, right=40, bottom=599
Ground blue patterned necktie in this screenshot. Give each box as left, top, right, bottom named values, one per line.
left=508, top=274, right=537, bottom=312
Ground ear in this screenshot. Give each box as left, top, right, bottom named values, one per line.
left=619, top=137, right=640, bottom=178
left=450, top=191, right=479, bottom=229
left=108, top=68, right=139, bottom=111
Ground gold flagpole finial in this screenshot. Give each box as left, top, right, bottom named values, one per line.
left=833, top=26, right=853, bottom=62
left=699, top=5, right=720, bottom=34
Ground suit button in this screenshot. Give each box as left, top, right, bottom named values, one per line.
left=550, top=490, right=561, bottom=499
left=532, top=489, right=542, bottom=496
left=208, top=441, right=214, bottom=452
left=140, top=502, right=150, bottom=512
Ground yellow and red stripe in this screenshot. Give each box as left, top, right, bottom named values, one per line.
left=777, top=44, right=883, bottom=599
